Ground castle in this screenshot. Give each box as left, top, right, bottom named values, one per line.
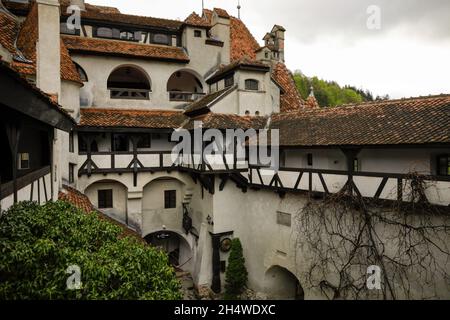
left=1, top=0, right=449, bottom=299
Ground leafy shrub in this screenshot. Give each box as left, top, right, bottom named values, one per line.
left=0, top=201, right=181, bottom=300
left=224, top=238, right=248, bottom=299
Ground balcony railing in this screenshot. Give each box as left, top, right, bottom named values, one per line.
left=247, top=165, right=450, bottom=207
left=169, top=91, right=206, bottom=102
left=109, top=88, right=150, bottom=100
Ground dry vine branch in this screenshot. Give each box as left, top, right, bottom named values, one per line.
left=295, top=173, right=450, bottom=300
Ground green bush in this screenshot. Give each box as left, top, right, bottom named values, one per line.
left=0, top=201, right=181, bottom=300
left=224, top=238, right=248, bottom=299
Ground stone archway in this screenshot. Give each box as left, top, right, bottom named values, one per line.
left=264, top=266, right=304, bottom=300
left=144, top=230, right=193, bottom=272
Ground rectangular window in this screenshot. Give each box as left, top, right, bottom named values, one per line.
left=307, top=153, right=313, bottom=166
left=353, top=158, right=360, bottom=172
left=164, top=190, right=177, bottom=209
left=112, top=134, right=129, bottom=152
left=224, top=75, right=234, bottom=88
left=437, top=154, right=450, bottom=176
left=18, top=153, right=30, bottom=170
left=69, top=163, right=75, bottom=184
left=245, top=79, right=259, bottom=91
left=194, top=30, right=202, bottom=38
left=151, top=33, right=170, bottom=45
left=137, top=134, right=151, bottom=149
left=69, top=131, right=74, bottom=153
left=98, top=189, right=113, bottom=209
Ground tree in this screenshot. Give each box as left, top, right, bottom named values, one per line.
left=0, top=201, right=182, bottom=300
left=295, top=174, right=450, bottom=300
left=224, top=238, right=248, bottom=299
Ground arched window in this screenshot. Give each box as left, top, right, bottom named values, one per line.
left=167, top=70, right=204, bottom=102
left=245, top=79, right=259, bottom=91
left=255, top=111, right=260, bottom=116
left=74, top=62, right=88, bottom=82
left=107, top=66, right=151, bottom=100
left=245, top=110, right=250, bottom=116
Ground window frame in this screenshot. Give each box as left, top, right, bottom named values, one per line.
left=224, top=74, right=234, bottom=88
left=151, top=33, right=171, bottom=45
left=245, top=79, right=259, bottom=91
left=69, top=131, right=74, bottom=153
left=69, top=163, right=75, bottom=184
left=437, top=154, right=450, bottom=176
left=164, top=190, right=177, bottom=209
left=18, top=153, right=30, bottom=170
left=194, top=30, right=202, bottom=38
left=98, top=189, right=113, bottom=209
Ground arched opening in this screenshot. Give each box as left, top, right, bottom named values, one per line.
left=74, top=62, right=88, bottom=82
left=167, top=69, right=205, bottom=102
left=145, top=231, right=193, bottom=272
left=107, top=65, right=151, bottom=100
left=264, top=266, right=304, bottom=300
left=84, top=180, right=128, bottom=224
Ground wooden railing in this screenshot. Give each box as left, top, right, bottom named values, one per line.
left=169, top=91, right=206, bottom=102
left=109, top=88, right=150, bottom=100
left=1, top=166, right=51, bottom=201
left=247, top=166, right=450, bottom=206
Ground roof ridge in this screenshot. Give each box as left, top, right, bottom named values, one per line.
left=82, top=108, right=184, bottom=113
left=334, top=93, right=450, bottom=109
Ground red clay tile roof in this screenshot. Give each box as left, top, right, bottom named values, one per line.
left=272, top=62, right=307, bottom=112
left=183, top=112, right=267, bottom=130
left=59, top=185, right=145, bottom=242
left=14, top=2, right=82, bottom=84
left=0, top=10, right=19, bottom=56
left=306, top=95, right=320, bottom=109
left=230, top=16, right=260, bottom=62
left=213, top=8, right=230, bottom=19
left=60, top=1, right=183, bottom=31
left=206, top=58, right=270, bottom=84
left=79, top=108, right=188, bottom=129
left=270, top=95, right=450, bottom=147
left=62, top=35, right=190, bottom=63
left=185, top=12, right=211, bottom=28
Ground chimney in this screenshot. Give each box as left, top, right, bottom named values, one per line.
left=210, top=8, right=231, bottom=65
left=36, top=0, right=61, bottom=96
left=272, top=25, right=285, bottom=63
left=70, top=0, right=85, bottom=11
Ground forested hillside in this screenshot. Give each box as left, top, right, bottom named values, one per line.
left=293, top=71, right=389, bottom=107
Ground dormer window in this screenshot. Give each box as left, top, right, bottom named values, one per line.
left=245, top=79, right=259, bottom=91
left=194, top=30, right=202, bottom=38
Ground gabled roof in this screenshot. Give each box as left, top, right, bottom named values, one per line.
left=270, top=95, right=450, bottom=147
left=0, top=60, right=75, bottom=131
left=272, top=62, right=307, bottom=112
left=184, top=86, right=237, bottom=116
left=79, top=108, right=188, bottom=129
left=206, top=59, right=270, bottom=84
left=14, top=2, right=82, bottom=84
left=62, top=35, right=190, bottom=63
left=212, top=8, right=230, bottom=19
left=184, top=12, right=211, bottom=28
left=59, top=0, right=183, bottom=31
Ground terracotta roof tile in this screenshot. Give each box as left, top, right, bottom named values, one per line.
left=79, top=108, right=188, bottom=129
left=183, top=113, right=267, bottom=130
left=213, top=8, right=230, bottom=19
left=206, top=58, right=270, bottom=84
left=184, top=12, right=210, bottom=28
left=270, top=95, right=450, bottom=147
left=60, top=1, right=183, bottom=31
left=0, top=10, right=19, bottom=56
left=59, top=185, right=145, bottom=242
left=306, top=95, right=320, bottom=109
left=272, top=62, right=307, bottom=112
left=62, top=35, right=190, bottom=63
left=14, top=2, right=82, bottom=84
left=230, top=16, right=260, bottom=62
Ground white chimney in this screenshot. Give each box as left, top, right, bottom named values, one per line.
left=36, top=0, right=61, bottom=97
left=70, top=0, right=85, bottom=11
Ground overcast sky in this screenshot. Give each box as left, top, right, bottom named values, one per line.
left=88, top=0, right=450, bottom=99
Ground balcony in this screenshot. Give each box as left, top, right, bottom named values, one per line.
left=169, top=91, right=206, bottom=102
left=247, top=165, right=450, bottom=207
left=109, top=88, right=150, bottom=100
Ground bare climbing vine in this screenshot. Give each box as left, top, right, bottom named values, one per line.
left=295, top=173, right=450, bottom=300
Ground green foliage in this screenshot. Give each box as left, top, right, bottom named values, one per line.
left=0, top=201, right=182, bottom=300
left=224, top=238, right=248, bottom=299
left=293, top=71, right=388, bottom=108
